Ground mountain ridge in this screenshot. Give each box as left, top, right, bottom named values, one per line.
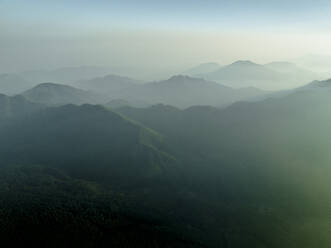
left=22, top=82, right=108, bottom=105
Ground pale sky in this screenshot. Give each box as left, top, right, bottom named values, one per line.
left=1, top=0, right=331, bottom=74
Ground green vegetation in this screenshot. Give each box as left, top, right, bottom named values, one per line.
left=0, top=165, right=202, bottom=248
left=2, top=82, right=331, bottom=247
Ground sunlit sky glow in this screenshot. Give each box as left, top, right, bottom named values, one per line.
left=1, top=0, right=331, bottom=74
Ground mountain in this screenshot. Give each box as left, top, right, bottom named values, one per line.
left=200, top=60, right=290, bottom=90
left=0, top=94, right=42, bottom=121
left=116, top=75, right=265, bottom=108
left=118, top=78, right=331, bottom=153
left=118, top=78, right=331, bottom=179
left=3, top=79, right=331, bottom=247
left=75, top=74, right=140, bottom=96
left=300, top=78, right=331, bottom=89
left=16, top=74, right=267, bottom=109
left=116, top=78, right=331, bottom=247
left=0, top=74, right=36, bottom=95
left=0, top=164, right=201, bottom=248
left=0, top=103, right=199, bottom=247
left=0, top=104, right=177, bottom=184
left=183, top=62, right=221, bottom=76
left=22, top=83, right=108, bottom=105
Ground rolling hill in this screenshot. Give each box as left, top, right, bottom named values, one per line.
left=22, top=82, right=108, bottom=105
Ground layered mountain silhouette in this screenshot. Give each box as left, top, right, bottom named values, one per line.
left=118, top=77, right=331, bottom=163
left=0, top=94, right=42, bottom=121
left=22, top=82, right=108, bottom=105
left=18, top=75, right=265, bottom=108
left=75, top=74, right=140, bottom=96
left=2, top=78, right=331, bottom=247
left=0, top=104, right=177, bottom=185
left=200, top=60, right=286, bottom=89
left=193, top=60, right=323, bottom=90
left=109, top=78, right=331, bottom=247
left=113, top=75, right=265, bottom=108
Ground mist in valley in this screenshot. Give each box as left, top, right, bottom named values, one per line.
left=2, top=1, right=331, bottom=247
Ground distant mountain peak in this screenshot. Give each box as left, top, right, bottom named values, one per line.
left=169, top=75, right=193, bottom=80
left=26, top=82, right=79, bottom=92
left=231, top=60, right=258, bottom=66
left=34, top=82, right=67, bottom=88
left=22, top=82, right=107, bottom=105
left=167, top=75, right=204, bottom=82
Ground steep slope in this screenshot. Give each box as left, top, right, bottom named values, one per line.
left=117, top=75, right=265, bottom=108
left=0, top=100, right=202, bottom=247
left=0, top=104, right=176, bottom=185
left=22, top=83, right=108, bottom=105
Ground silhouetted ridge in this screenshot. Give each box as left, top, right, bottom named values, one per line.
left=22, top=82, right=107, bottom=105
left=76, top=74, right=139, bottom=96
left=230, top=60, right=259, bottom=66
left=0, top=94, right=42, bottom=120
left=114, top=75, right=264, bottom=108
left=0, top=103, right=177, bottom=185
